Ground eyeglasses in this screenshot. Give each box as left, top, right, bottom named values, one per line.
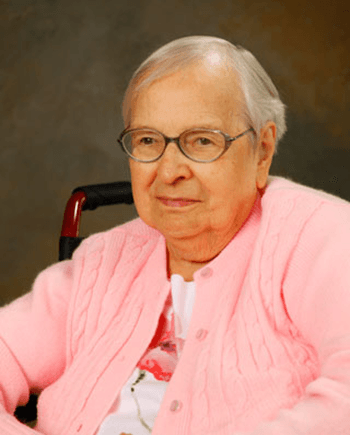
left=117, top=127, right=255, bottom=163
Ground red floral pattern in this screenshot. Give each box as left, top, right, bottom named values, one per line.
left=137, top=296, right=184, bottom=381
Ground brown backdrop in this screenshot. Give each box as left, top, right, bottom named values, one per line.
left=1, top=0, right=349, bottom=303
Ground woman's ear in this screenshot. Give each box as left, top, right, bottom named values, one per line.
left=255, top=121, right=276, bottom=190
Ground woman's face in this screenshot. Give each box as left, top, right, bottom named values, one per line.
left=128, top=65, right=274, bottom=257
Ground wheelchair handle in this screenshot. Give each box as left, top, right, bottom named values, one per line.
left=59, top=181, right=133, bottom=261
left=72, top=181, right=133, bottom=210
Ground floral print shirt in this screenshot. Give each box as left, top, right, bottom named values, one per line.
left=97, top=275, right=196, bottom=435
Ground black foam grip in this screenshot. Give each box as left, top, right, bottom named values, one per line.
left=59, top=236, right=84, bottom=261
left=72, top=181, right=133, bottom=211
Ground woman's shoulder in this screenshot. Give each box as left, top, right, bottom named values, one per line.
left=260, top=176, right=350, bottom=248
left=99, top=217, right=161, bottom=241
left=263, top=176, right=350, bottom=219
left=73, top=217, right=162, bottom=260
left=264, top=176, right=350, bottom=207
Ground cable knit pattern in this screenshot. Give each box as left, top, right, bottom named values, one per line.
left=1, top=176, right=350, bottom=435
left=71, top=236, right=104, bottom=356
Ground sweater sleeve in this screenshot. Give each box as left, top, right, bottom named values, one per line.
left=237, top=201, right=350, bottom=435
left=0, top=250, right=82, bottom=433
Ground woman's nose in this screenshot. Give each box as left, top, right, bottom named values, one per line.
left=156, top=142, right=192, bottom=185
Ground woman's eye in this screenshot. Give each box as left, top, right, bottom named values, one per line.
left=139, top=137, right=155, bottom=145
left=197, top=137, right=212, bottom=146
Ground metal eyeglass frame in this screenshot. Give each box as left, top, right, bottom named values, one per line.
left=117, top=127, right=255, bottom=163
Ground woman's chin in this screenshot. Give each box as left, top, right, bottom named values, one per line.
left=156, top=219, right=202, bottom=241
left=139, top=209, right=206, bottom=241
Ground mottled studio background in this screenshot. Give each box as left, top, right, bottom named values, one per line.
left=1, top=0, right=349, bottom=303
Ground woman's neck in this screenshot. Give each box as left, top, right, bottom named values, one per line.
left=166, top=233, right=226, bottom=281
left=168, top=255, right=209, bottom=282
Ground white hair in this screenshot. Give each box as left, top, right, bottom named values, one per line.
left=122, top=36, right=287, bottom=151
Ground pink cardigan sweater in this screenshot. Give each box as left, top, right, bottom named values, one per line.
left=1, top=177, right=350, bottom=435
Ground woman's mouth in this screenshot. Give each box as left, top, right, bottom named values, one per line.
left=157, top=197, right=200, bottom=208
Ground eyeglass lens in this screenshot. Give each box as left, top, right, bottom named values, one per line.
left=122, top=129, right=226, bottom=162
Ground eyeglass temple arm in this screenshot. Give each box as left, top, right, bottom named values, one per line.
left=228, top=127, right=255, bottom=142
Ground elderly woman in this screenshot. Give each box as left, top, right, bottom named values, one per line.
left=1, top=36, right=350, bottom=435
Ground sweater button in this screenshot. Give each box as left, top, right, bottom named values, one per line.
left=200, top=267, right=213, bottom=278
left=195, top=328, right=208, bottom=341
left=170, top=399, right=182, bottom=412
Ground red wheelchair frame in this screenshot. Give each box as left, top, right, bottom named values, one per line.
left=59, top=181, right=133, bottom=260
